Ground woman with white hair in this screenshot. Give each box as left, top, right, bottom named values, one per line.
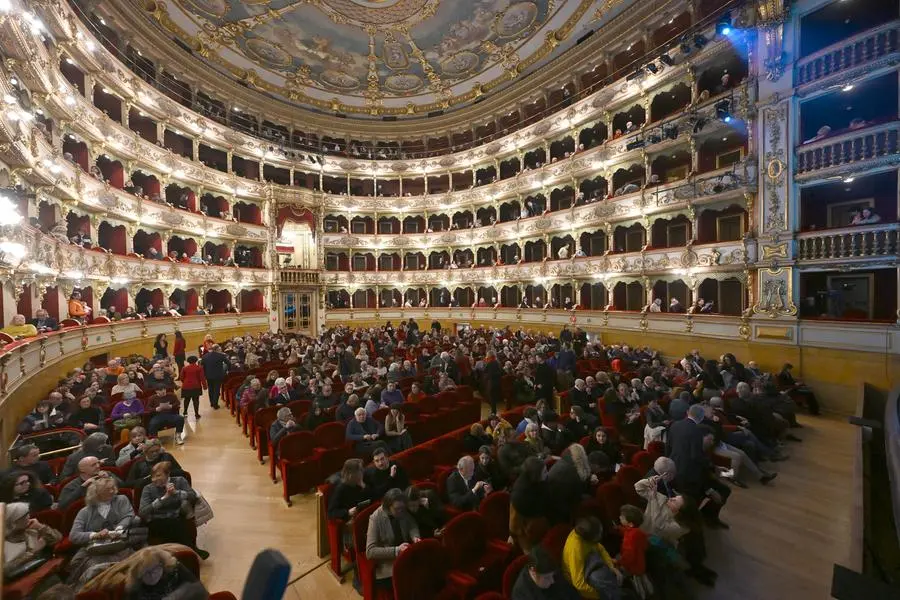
left=3, top=502, right=62, bottom=581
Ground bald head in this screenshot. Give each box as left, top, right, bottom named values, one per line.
left=78, top=456, right=101, bottom=479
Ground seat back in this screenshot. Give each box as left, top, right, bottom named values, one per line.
left=434, top=390, right=458, bottom=410
left=540, top=523, right=572, bottom=563
left=287, top=400, right=311, bottom=420
left=278, top=431, right=317, bottom=461
left=313, top=421, right=346, bottom=448
left=392, top=538, right=449, bottom=600
left=596, top=481, right=626, bottom=523
left=615, top=465, right=641, bottom=491
left=631, top=450, right=653, bottom=474
left=431, top=436, right=463, bottom=468
left=441, top=511, right=487, bottom=567
left=372, top=407, right=390, bottom=422
left=62, top=498, right=86, bottom=535
left=502, top=553, right=531, bottom=598
left=417, top=394, right=439, bottom=414
left=479, top=490, right=510, bottom=541
left=255, top=406, right=280, bottom=431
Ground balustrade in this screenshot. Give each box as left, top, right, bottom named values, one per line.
left=796, top=122, right=900, bottom=177
left=796, top=223, right=899, bottom=261
left=279, top=269, right=320, bottom=285
left=796, top=21, right=900, bottom=87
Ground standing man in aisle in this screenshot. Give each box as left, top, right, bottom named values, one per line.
left=200, top=344, right=229, bottom=410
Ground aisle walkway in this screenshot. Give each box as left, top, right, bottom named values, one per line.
left=168, top=396, right=854, bottom=598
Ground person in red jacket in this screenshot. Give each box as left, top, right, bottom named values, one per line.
left=618, top=504, right=652, bottom=598
left=179, top=355, right=206, bottom=420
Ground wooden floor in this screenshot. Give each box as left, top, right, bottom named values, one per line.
left=168, top=394, right=855, bottom=599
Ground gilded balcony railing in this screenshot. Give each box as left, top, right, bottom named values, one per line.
left=279, top=269, right=320, bottom=285
left=795, top=122, right=900, bottom=177
left=796, top=223, right=899, bottom=261
left=796, top=21, right=900, bottom=87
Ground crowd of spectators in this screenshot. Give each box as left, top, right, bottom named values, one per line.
left=2, top=348, right=214, bottom=594
left=3, top=315, right=819, bottom=597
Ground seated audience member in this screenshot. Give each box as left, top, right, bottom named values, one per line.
left=145, top=387, right=186, bottom=444
left=346, top=407, right=386, bottom=456
left=585, top=427, right=622, bottom=467
left=539, top=412, right=569, bottom=456
left=562, top=516, right=622, bottom=599
left=777, top=362, right=820, bottom=415
left=240, top=378, right=267, bottom=411
left=568, top=379, right=593, bottom=411
left=668, top=404, right=731, bottom=528
left=270, top=407, right=301, bottom=453
left=117, top=426, right=148, bottom=466
left=405, top=382, right=425, bottom=404
left=110, top=389, right=145, bottom=433
left=383, top=405, right=413, bottom=452
left=0, top=470, right=53, bottom=513
left=110, top=373, right=141, bottom=397
left=566, top=406, right=595, bottom=441
left=99, top=546, right=208, bottom=598
left=618, top=504, right=653, bottom=597
left=703, top=402, right=777, bottom=488
left=17, top=400, right=65, bottom=435
left=517, top=407, right=540, bottom=435
left=30, top=309, right=59, bottom=333
left=270, top=378, right=296, bottom=405
left=464, top=422, right=493, bottom=452
left=68, top=396, right=105, bottom=432
left=126, top=439, right=184, bottom=487
left=145, top=364, right=175, bottom=390
left=68, top=476, right=138, bottom=584
left=365, top=488, right=420, bottom=591
left=364, top=448, right=409, bottom=499
left=380, top=381, right=404, bottom=407
left=512, top=545, right=581, bottom=600
left=405, top=485, right=444, bottom=538
left=524, top=422, right=550, bottom=460
left=3, top=502, right=62, bottom=581
left=336, top=394, right=361, bottom=423
left=139, top=461, right=209, bottom=559
left=486, top=413, right=513, bottom=441
left=475, top=445, right=508, bottom=491
left=58, top=458, right=122, bottom=510
left=304, top=404, right=331, bottom=431
left=447, top=455, right=491, bottom=511
left=5, top=444, right=55, bottom=484
left=327, top=458, right=371, bottom=521
left=2, top=314, right=38, bottom=339
left=60, top=432, right=115, bottom=479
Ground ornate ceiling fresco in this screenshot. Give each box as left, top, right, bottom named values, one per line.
left=136, top=0, right=633, bottom=118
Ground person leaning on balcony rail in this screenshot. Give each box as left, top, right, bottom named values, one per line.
left=851, top=207, right=881, bottom=225
left=68, top=290, right=91, bottom=322
left=2, top=313, right=38, bottom=338
left=30, top=308, right=59, bottom=333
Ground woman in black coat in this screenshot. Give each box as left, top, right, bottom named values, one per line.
left=509, top=456, right=550, bottom=553
left=0, top=470, right=53, bottom=513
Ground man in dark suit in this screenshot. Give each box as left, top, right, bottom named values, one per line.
left=483, top=350, right=502, bottom=414
left=30, top=308, right=59, bottom=333
left=667, top=404, right=731, bottom=528
left=534, top=354, right=556, bottom=403
left=446, top=455, right=490, bottom=510
left=567, top=379, right=591, bottom=412
left=200, top=344, right=229, bottom=409
left=363, top=447, right=409, bottom=499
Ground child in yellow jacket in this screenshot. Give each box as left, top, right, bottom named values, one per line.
left=562, top=516, right=623, bottom=599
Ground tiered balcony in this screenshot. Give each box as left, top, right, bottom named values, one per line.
left=795, top=121, right=900, bottom=180
left=796, top=20, right=900, bottom=90
left=319, top=239, right=747, bottom=287
left=796, top=223, right=899, bottom=266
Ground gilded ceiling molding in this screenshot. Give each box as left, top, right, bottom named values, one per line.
left=88, top=0, right=679, bottom=135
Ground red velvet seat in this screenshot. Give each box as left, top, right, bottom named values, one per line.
left=394, top=446, right=435, bottom=483
left=350, top=502, right=387, bottom=600
left=502, top=553, right=531, bottom=598
left=313, top=421, right=354, bottom=478
left=615, top=466, right=643, bottom=507
left=392, top=538, right=475, bottom=600
left=319, top=483, right=352, bottom=580
left=254, top=406, right=280, bottom=460
left=647, top=440, right=665, bottom=459
left=287, top=399, right=311, bottom=420
left=539, top=523, right=572, bottom=563
left=631, top=450, right=654, bottom=474
left=278, top=431, right=321, bottom=505
left=2, top=558, right=66, bottom=600
left=431, top=435, right=465, bottom=471
left=435, top=468, right=464, bottom=519
left=441, top=511, right=514, bottom=594
left=596, top=481, right=626, bottom=527
left=479, top=490, right=510, bottom=541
